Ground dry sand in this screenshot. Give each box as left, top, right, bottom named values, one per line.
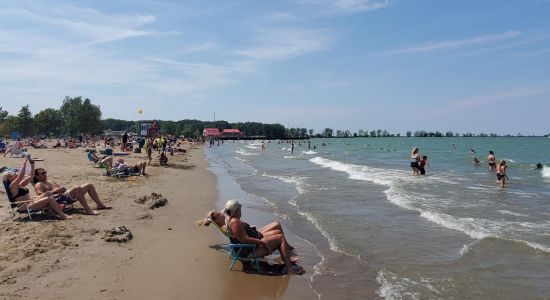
left=0, top=142, right=317, bottom=300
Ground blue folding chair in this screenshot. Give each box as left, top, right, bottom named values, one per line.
left=208, top=218, right=260, bottom=272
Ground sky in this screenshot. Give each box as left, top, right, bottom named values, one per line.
left=0, top=0, right=549, bottom=135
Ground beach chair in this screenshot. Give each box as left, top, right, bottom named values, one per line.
left=7, top=143, right=26, bottom=157
left=208, top=218, right=260, bottom=272
left=2, top=180, right=42, bottom=220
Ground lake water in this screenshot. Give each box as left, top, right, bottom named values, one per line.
left=206, top=137, right=550, bottom=299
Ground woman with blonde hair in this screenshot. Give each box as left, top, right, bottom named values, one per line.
left=410, top=147, right=421, bottom=175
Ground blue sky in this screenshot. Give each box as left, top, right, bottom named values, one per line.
left=0, top=0, right=549, bottom=135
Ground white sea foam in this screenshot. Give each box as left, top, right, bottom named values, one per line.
left=302, top=150, right=317, bottom=155
left=309, top=156, right=550, bottom=254
left=288, top=198, right=354, bottom=256
left=235, top=149, right=258, bottom=156
left=376, top=270, right=445, bottom=300
left=263, top=174, right=308, bottom=194
left=542, top=166, right=550, bottom=179
left=502, top=158, right=516, bottom=163
left=498, top=210, right=527, bottom=217
left=376, top=270, right=420, bottom=300
left=459, top=241, right=479, bottom=256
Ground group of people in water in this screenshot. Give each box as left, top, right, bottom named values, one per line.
left=412, top=146, right=545, bottom=189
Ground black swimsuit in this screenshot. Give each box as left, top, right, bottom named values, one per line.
left=229, top=221, right=263, bottom=258
left=13, top=187, right=29, bottom=200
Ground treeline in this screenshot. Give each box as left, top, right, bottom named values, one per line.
left=0, top=97, right=306, bottom=139
left=0, top=97, right=544, bottom=139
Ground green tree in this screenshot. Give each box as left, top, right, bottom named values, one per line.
left=322, top=128, right=333, bottom=138
left=34, top=108, right=62, bottom=137
left=17, top=105, right=34, bottom=137
left=59, top=96, right=102, bottom=136
left=0, top=115, right=18, bottom=137
left=0, top=107, right=8, bottom=124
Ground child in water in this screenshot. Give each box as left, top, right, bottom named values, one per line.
left=473, top=157, right=480, bottom=165
left=419, top=156, right=430, bottom=175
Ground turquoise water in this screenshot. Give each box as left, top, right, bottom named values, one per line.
left=207, top=137, right=550, bottom=299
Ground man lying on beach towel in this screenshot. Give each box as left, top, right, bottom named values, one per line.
left=33, top=167, right=112, bottom=215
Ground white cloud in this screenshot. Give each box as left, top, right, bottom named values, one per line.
left=441, top=86, right=548, bottom=112
left=383, top=31, right=521, bottom=55
left=333, top=0, right=389, bottom=12
left=296, top=0, right=389, bottom=15
left=234, top=28, right=332, bottom=61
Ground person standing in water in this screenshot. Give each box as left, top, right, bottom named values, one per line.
left=410, top=147, right=420, bottom=175
left=496, top=160, right=507, bottom=188
left=419, top=155, right=429, bottom=175
left=487, top=150, right=497, bottom=171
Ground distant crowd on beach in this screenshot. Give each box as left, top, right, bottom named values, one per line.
left=1, top=130, right=199, bottom=221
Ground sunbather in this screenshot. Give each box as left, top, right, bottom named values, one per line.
left=3, top=156, right=71, bottom=220
left=3, top=138, right=26, bottom=157
left=113, top=158, right=147, bottom=176
left=33, top=167, right=111, bottom=215
left=198, top=210, right=295, bottom=251
left=88, top=151, right=113, bottom=169
left=223, top=200, right=304, bottom=274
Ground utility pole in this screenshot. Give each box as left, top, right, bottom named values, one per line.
left=214, top=112, right=216, bottom=122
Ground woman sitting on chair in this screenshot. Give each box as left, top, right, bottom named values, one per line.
left=216, top=200, right=304, bottom=274
left=3, top=156, right=71, bottom=220
left=198, top=210, right=295, bottom=251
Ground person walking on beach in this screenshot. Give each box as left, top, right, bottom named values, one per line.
left=487, top=150, right=497, bottom=171
left=496, top=160, right=508, bottom=188
left=410, top=147, right=421, bottom=175
left=121, top=131, right=128, bottom=151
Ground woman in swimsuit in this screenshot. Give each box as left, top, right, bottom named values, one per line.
left=496, top=160, right=507, bottom=188
left=410, top=147, right=420, bottom=175
left=3, top=156, right=71, bottom=219
left=487, top=150, right=497, bottom=171
left=198, top=210, right=295, bottom=251
left=223, top=200, right=304, bottom=274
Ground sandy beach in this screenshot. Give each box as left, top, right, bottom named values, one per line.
left=0, top=143, right=316, bottom=300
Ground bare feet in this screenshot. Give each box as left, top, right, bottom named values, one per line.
left=290, top=256, right=299, bottom=263
left=96, top=205, right=112, bottom=210
left=86, top=210, right=100, bottom=215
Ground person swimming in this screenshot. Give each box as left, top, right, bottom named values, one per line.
left=473, top=157, right=481, bottom=165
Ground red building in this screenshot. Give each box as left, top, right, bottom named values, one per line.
left=203, top=128, right=221, bottom=137
left=221, top=129, right=245, bottom=138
